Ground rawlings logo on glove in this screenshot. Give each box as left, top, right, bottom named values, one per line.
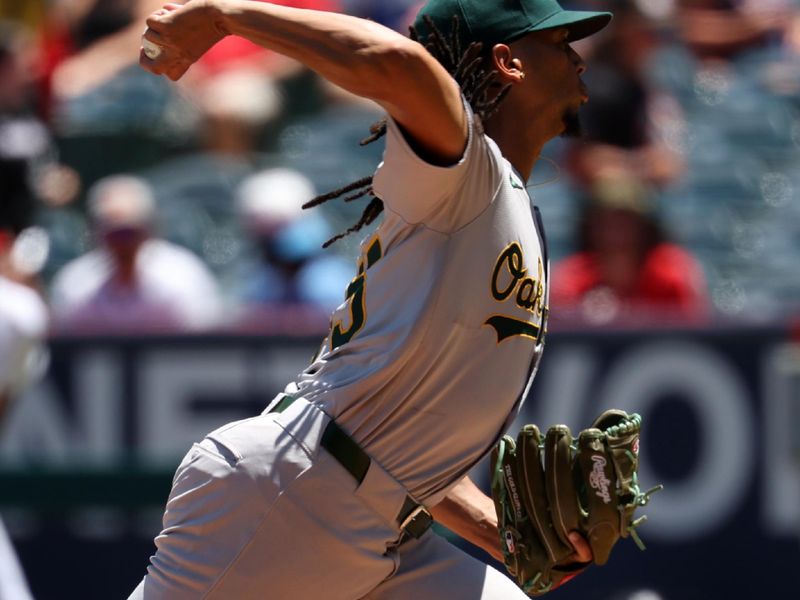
left=490, top=410, right=662, bottom=597
left=589, top=456, right=612, bottom=504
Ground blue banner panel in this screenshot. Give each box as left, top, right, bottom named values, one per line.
left=0, top=329, right=798, bottom=599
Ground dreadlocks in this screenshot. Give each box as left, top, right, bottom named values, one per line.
left=302, top=15, right=513, bottom=248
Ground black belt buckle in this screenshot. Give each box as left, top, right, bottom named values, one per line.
left=398, top=501, right=433, bottom=539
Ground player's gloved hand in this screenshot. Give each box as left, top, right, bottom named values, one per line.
left=489, top=410, right=662, bottom=597
left=140, top=1, right=228, bottom=81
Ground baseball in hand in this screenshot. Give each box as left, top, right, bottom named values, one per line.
left=142, top=37, right=163, bottom=60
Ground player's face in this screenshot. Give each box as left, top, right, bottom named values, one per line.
left=508, top=28, right=588, bottom=139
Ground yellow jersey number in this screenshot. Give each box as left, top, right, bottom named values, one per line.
left=330, top=237, right=383, bottom=348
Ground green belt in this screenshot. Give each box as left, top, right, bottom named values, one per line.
left=270, top=395, right=433, bottom=540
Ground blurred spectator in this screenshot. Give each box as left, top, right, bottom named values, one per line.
left=196, top=0, right=341, bottom=79
left=232, top=168, right=354, bottom=322
left=567, top=2, right=685, bottom=189
left=199, top=69, right=283, bottom=158
left=552, top=174, right=710, bottom=325
left=1, top=16, right=83, bottom=268
left=46, top=0, right=164, bottom=101
left=0, top=21, right=52, bottom=209
left=0, top=215, right=48, bottom=423
left=0, top=1, right=46, bottom=29
left=676, top=0, right=793, bottom=60
left=46, top=0, right=340, bottom=101
left=0, top=202, right=48, bottom=600
left=143, top=70, right=283, bottom=280
left=50, top=175, right=223, bottom=333
left=0, top=23, right=60, bottom=290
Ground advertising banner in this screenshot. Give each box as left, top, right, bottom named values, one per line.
left=1, top=329, right=797, bottom=599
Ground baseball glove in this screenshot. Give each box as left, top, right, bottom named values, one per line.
left=490, top=410, right=662, bottom=596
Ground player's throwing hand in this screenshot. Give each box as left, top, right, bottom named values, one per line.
left=140, top=1, right=228, bottom=81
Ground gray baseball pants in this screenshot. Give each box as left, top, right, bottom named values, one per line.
left=128, top=397, right=526, bottom=599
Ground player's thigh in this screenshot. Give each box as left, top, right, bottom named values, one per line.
left=204, top=452, right=400, bottom=599
left=363, top=531, right=527, bottom=600
left=132, top=415, right=400, bottom=600
left=132, top=421, right=299, bottom=599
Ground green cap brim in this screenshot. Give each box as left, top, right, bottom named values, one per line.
left=531, top=10, right=612, bottom=42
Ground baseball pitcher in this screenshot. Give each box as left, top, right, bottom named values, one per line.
left=130, top=1, right=657, bottom=598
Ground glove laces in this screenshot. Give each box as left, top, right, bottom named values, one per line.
left=625, top=470, right=664, bottom=551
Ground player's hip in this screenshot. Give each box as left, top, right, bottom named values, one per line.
left=171, top=400, right=411, bottom=542
left=138, top=403, right=407, bottom=598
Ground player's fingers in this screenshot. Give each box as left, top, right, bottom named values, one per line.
left=140, top=53, right=160, bottom=73
left=142, top=27, right=163, bottom=45
left=144, top=4, right=186, bottom=39
left=140, top=52, right=187, bottom=79
left=145, top=6, right=177, bottom=33
left=151, top=2, right=185, bottom=24
left=567, top=531, right=593, bottom=563
left=145, top=14, right=168, bottom=33
left=139, top=49, right=166, bottom=74
left=142, top=28, right=177, bottom=52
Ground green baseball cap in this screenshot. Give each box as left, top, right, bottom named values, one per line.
left=413, top=0, right=612, bottom=49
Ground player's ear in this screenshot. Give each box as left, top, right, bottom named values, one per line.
left=491, top=44, right=525, bottom=85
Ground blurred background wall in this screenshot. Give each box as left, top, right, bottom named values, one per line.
left=0, top=0, right=799, bottom=598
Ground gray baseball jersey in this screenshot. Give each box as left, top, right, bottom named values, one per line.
left=291, top=102, right=549, bottom=504
left=131, top=103, right=548, bottom=600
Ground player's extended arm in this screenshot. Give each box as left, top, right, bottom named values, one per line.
left=141, top=0, right=467, bottom=164
left=431, top=476, right=592, bottom=564
left=431, top=475, right=505, bottom=562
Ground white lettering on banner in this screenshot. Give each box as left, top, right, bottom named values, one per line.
left=0, top=380, right=74, bottom=462
left=138, top=346, right=315, bottom=463
left=0, top=336, right=783, bottom=547
left=77, top=350, right=121, bottom=459
left=762, top=345, right=800, bottom=535
left=0, top=351, right=122, bottom=464
left=138, top=350, right=250, bottom=464
left=590, top=455, right=612, bottom=504
left=599, top=341, right=755, bottom=541
left=0, top=346, right=314, bottom=465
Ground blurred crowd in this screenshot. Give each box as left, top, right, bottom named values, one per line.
left=1, top=0, right=799, bottom=334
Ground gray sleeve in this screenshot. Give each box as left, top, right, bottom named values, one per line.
left=372, top=99, right=505, bottom=232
